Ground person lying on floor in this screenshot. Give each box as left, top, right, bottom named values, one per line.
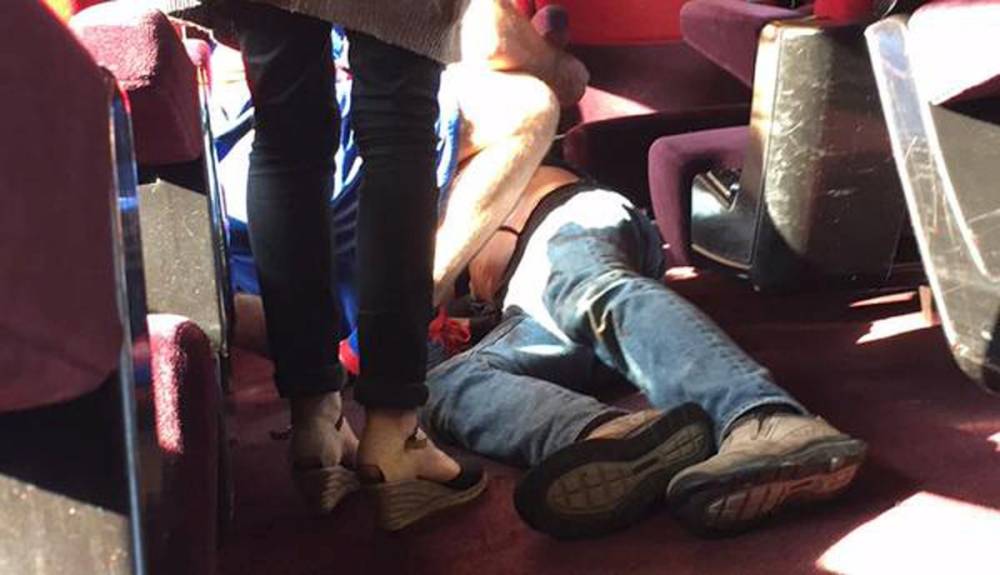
left=220, top=0, right=865, bottom=537
left=420, top=161, right=869, bottom=539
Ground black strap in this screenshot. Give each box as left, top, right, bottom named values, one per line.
left=494, top=181, right=597, bottom=303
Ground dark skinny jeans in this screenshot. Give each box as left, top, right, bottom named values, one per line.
left=232, top=3, right=442, bottom=408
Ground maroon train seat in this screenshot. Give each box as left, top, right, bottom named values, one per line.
left=0, top=0, right=122, bottom=412
left=149, top=313, right=222, bottom=574
left=1, top=3, right=222, bottom=573
left=647, top=0, right=804, bottom=267
left=648, top=0, right=909, bottom=294
left=908, top=0, right=1000, bottom=105
left=867, top=1, right=1000, bottom=393
left=511, top=1, right=752, bottom=203
left=72, top=4, right=234, bottom=371
left=71, top=2, right=201, bottom=166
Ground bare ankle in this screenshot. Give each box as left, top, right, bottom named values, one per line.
left=364, top=408, right=419, bottom=435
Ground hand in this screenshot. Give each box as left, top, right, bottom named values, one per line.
left=547, top=52, right=589, bottom=107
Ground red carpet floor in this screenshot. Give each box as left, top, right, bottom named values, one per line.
left=217, top=273, right=1000, bottom=575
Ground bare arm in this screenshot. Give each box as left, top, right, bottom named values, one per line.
left=431, top=0, right=586, bottom=304
left=432, top=68, right=558, bottom=305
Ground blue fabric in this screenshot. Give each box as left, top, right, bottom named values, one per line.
left=422, top=188, right=805, bottom=467
left=216, top=27, right=461, bottom=338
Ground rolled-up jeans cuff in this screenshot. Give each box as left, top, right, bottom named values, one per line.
left=274, top=364, right=345, bottom=399
left=353, top=378, right=429, bottom=409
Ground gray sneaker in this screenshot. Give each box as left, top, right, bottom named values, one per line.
left=666, top=412, right=866, bottom=533
left=514, top=403, right=713, bottom=539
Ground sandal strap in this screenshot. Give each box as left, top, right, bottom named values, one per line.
left=405, top=426, right=429, bottom=450
left=357, top=464, right=387, bottom=485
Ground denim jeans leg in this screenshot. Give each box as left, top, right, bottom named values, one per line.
left=422, top=311, right=622, bottom=467
left=233, top=3, right=343, bottom=398
left=347, top=31, right=444, bottom=410
left=504, top=189, right=806, bottom=444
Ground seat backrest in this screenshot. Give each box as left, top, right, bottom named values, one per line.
left=680, top=0, right=807, bottom=87
left=0, top=0, right=122, bottom=412
left=688, top=18, right=908, bottom=291
left=908, top=0, right=1000, bottom=105
left=71, top=3, right=202, bottom=165
left=867, top=14, right=1000, bottom=393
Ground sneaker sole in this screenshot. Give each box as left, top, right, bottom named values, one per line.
left=514, top=403, right=713, bottom=539
left=667, top=437, right=867, bottom=534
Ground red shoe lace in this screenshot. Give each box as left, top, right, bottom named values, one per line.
left=338, top=338, right=360, bottom=377
left=428, top=308, right=472, bottom=357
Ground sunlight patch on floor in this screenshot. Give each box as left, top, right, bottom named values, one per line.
left=817, top=492, right=1000, bottom=575
left=577, top=87, right=655, bottom=121
left=849, top=291, right=916, bottom=308
left=664, top=266, right=699, bottom=282
left=855, top=312, right=933, bottom=345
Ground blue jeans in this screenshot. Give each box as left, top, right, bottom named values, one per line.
left=422, top=188, right=805, bottom=467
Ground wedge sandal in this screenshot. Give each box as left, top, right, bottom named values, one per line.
left=291, top=414, right=360, bottom=513
left=359, top=428, right=487, bottom=531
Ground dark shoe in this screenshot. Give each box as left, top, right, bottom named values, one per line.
left=359, top=428, right=487, bottom=531
left=514, top=403, right=713, bottom=539
left=666, top=412, right=867, bottom=534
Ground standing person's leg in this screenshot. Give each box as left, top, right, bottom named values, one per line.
left=345, top=31, right=486, bottom=530
left=347, top=31, right=440, bottom=411
left=231, top=3, right=357, bottom=512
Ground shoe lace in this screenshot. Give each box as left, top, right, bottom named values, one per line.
left=428, top=308, right=471, bottom=357
left=338, top=337, right=360, bottom=377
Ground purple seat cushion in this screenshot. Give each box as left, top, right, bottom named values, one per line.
left=563, top=107, right=749, bottom=210
left=680, top=0, right=805, bottom=87
left=0, top=0, right=122, bottom=412
left=648, top=126, right=750, bottom=267
left=909, top=0, right=1000, bottom=105
left=72, top=4, right=202, bottom=165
